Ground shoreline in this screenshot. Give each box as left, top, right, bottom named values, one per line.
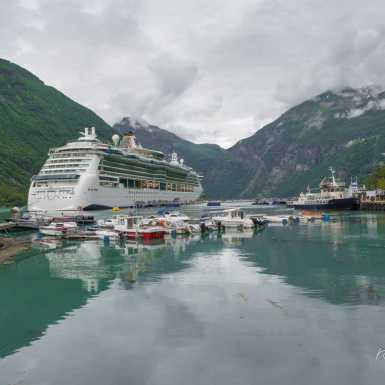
left=0, top=237, right=30, bottom=264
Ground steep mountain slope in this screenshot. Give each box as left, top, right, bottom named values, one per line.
left=113, top=117, right=251, bottom=198
left=0, top=58, right=114, bottom=205
left=115, top=86, right=385, bottom=199
left=229, top=87, right=385, bottom=196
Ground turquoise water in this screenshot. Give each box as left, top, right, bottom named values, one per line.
left=2, top=212, right=385, bottom=384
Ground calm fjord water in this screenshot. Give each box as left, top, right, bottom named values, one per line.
left=2, top=213, right=385, bottom=384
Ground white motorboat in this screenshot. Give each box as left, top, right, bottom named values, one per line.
left=96, top=215, right=123, bottom=229
left=163, top=211, right=190, bottom=223
left=39, top=221, right=78, bottom=236
left=212, top=208, right=254, bottom=229
left=95, top=229, right=121, bottom=241
left=152, top=211, right=194, bottom=235
left=113, top=215, right=166, bottom=240
left=96, top=218, right=115, bottom=228
left=262, top=215, right=299, bottom=225
left=154, top=210, right=190, bottom=226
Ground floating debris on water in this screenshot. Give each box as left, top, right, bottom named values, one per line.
left=266, top=299, right=288, bottom=315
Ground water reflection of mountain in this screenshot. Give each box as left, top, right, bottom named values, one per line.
left=0, top=249, right=109, bottom=359
left=242, top=222, right=385, bottom=306
left=0, top=235, right=234, bottom=359
left=6, top=223, right=368, bottom=360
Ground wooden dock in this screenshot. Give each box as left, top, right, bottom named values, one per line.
left=360, top=201, right=385, bottom=210
left=360, top=195, right=385, bottom=211
left=63, top=233, right=98, bottom=240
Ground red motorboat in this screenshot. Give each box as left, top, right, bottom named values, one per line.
left=113, top=215, right=166, bottom=240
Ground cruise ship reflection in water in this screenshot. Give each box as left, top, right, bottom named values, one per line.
left=0, top=234, right=223, bottom=358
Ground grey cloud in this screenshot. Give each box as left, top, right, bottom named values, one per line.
left=148, top=54, right=198, bottom=100
left=2, top=0, right=385, bottom=147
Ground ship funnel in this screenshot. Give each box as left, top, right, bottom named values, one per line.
left=91, top=127, right=96, bottom=136
left=171, top=151, right=178, bottom=165
left=121, top=131, right=137, bottom=149
left=84, top=127, right=89, bottom=136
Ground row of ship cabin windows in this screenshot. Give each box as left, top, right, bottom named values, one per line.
left=99, top=178, right=195, bottom=192
left=49, top=152, right=98, bottom=159
left=46, top=158, right=91, bottom=164
left=40, top=168, right=87, bottom=174
left=42, top=163, right=89, bottom=170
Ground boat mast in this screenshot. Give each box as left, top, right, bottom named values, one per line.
left=329, top=167, right=336, bottom=186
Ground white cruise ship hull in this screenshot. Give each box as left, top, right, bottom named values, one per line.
left=28, top=174, right=202, bottom=212
left=28, top=127, right=203, bottom=212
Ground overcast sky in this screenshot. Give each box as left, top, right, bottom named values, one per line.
left=2, top=0, right=385, bottom=147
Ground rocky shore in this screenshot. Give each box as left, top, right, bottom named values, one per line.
left=0, top=237, right=30, bottom=264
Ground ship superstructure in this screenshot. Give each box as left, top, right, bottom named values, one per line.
left=28, top=127, right=203, bottom=211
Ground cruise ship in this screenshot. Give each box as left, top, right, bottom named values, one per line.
left=289, top=168, right=360, bottom=210
left=28, top=127, right=203, bottom=211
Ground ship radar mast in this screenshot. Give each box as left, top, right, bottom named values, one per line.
left=329, top=167, right=336, bottom=186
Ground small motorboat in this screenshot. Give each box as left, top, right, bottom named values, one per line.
left=112, top=207, right=121, bottom=212
left=95, top=229, right=121, bottom=241
left=153, top=211, right=194, bottom=236
left=188, top=224, right=201, bottom=233
left=9, top=211, right=51, bottom=229
left=212, top=208, right=254, bottom=229
left=39, top=221, right=78, bottom=236
left=262, top=215, right=299, bottom=225
left=263, top=215, right=289, bottom=225
left=138, top=227, right=167, bottom=240
left=188, top=217, right=217, bottom=232
left=299, top=210, right=328, bottom=222
left=113, top=215, right=166, bottom=240
left=163, top=211, right=190, bottom=223
left=96, top=217, right=117, bottom=228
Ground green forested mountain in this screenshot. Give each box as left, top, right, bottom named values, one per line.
left=0, top=58, right=114, bottom=206
left=228, top=87, right=385, bottom=197
left=116, top=87, right=385, bottom=199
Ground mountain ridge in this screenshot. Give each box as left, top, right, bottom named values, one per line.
left=115, top=86, right=385, bottom=198
left=228, top=86, right=385, bottom=196
left=1, top=56, right=385, bottom=205
left=0, top=58, right=114, bottom=205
